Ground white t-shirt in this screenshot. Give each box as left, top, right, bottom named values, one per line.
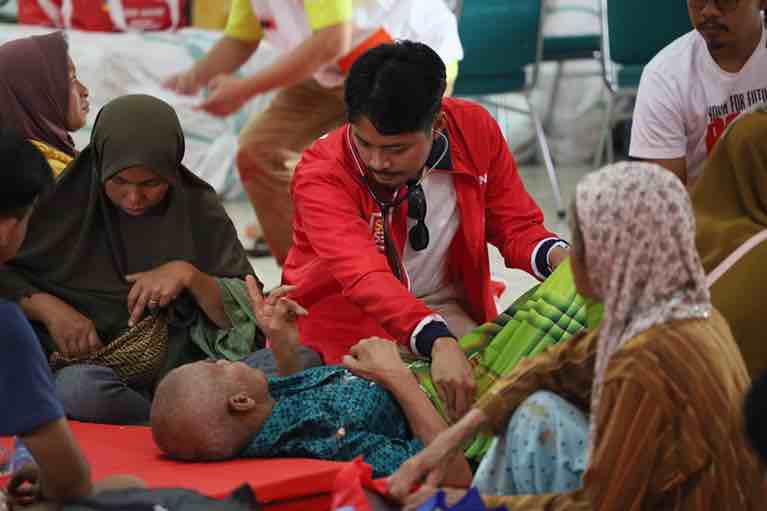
left=629, top=25, right=767, bottom=182
left=403, top=171, right=459, bottom=299
left=249, top=0, right=464, bottom=88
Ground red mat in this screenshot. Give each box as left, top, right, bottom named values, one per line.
left=2, top=422, right=353, bottom=510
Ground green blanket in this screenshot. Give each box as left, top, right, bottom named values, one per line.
left=409, top=260, right=603, bottom=461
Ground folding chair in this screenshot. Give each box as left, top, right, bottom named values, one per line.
left=540, top=2, right=601, bottom=131
left=594, top=0, right=692, bottom=167
left=454, top=0, right=566, bottom=218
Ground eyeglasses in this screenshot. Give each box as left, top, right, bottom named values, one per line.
left=407, top=184, right=429, bottom=251
left=688, top=0, right=738, bottom=12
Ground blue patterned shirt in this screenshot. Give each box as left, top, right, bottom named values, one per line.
left=240, top=366, right=423, bottom=477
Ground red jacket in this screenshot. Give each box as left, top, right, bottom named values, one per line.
left=283, top=98, right=557, bottom=363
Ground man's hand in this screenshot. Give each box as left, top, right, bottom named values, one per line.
left=246, top=275, right=307, bottom=346
left=430, top=338, right=475, bottom=422
left=126, top=261, right=196, bottom=327
left=163, top=68, right=202, bottom=96
left=6, top=463, right=41, bottom=508
left=197, top=74, right=251, bottom=117
left=43, top=297, right=101, bottom=358
left=548, top=245, right=570, bottom=271
left=342, top=337, right=409, bottom=387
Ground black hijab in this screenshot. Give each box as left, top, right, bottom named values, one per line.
left=0, top=95, right=254, bottom=360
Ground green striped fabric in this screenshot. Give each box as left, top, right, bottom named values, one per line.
left=409, top=259, right=603, bottom=461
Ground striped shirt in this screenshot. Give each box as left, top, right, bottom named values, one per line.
left=475, top=310, right=765, bottom=510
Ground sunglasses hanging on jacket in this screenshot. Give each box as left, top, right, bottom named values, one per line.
left=347, top=127, right=449, bottom=282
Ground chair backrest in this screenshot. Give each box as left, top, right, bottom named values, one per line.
left=603, top=0, right=692, bottom=67
left=457, top=0, right=544, bottom=80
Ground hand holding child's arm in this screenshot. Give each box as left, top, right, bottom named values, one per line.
left=246, top=276, right=307, bottom=376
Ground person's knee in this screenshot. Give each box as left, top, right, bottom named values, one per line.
left=55, top=365, right=150, bottom=424
left=236, top=140, right=281, bottom=183
left=55, top=365, right=111, bottom=407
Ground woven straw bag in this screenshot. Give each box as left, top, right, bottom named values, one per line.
left=49, top=312, right=169, bottom=387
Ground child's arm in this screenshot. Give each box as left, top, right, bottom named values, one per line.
left=246, top=276, right=308, bottom=376
left=16, top=419, right=92, bottom=502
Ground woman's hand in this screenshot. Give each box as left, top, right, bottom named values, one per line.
left=389, top=409, right=487, bottom=501
left=126, top=261, right=196, bottom=327
left=40, top=295, right=101, bottom=357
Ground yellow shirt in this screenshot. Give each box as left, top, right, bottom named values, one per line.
left=224, top=0, right=352, bottom=41
left=29, top=139, right=73, bottom=178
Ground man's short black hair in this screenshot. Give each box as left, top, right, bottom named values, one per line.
left=0, top=129, right=54, bottom=219
left=345, top=40, right=447, bottom=135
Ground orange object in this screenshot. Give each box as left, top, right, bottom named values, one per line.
left=338, top=28, right=394, bottom=73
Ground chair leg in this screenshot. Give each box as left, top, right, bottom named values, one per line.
left=594, top=92, right=614, bottom=169
left=606, top=100, right=616, bottom=164
left=525, top=95, right=565, bottom=218
left=543, top=61, right=564, bottom=131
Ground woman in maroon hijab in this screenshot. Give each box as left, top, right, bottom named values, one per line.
left=0, top=31, right=90, bottom=176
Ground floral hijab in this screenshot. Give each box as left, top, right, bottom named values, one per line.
left=573, top=162, right=711, bottom=456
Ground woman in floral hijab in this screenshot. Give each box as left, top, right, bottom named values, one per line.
left=388, top=162, right=762, bottom=511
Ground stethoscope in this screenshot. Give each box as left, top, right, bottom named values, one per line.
left=346, top=124, right=449, bottom=210
left=346, top=125, right=449, bottom=281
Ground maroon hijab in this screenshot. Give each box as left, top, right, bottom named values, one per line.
left=0, top=32, right=77, bottom=156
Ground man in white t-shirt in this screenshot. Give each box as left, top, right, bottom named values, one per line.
left=630, top=0, right=767, bottom=185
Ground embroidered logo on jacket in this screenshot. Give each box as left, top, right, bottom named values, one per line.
left=369, top=213, right=385, bottom=253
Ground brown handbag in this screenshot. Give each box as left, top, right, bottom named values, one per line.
left=49, top=312, right=169, bottom=387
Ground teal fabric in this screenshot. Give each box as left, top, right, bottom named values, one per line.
left=241, top=366, right=422, bottom=477
left=453, top=0, right=542, bottom=96
left=188, top=278, right=264, bottom=361
left=617, top=65, right=645, bottom=89
left=606, top=0, right=691, bottom=66
left=454, top=72, right=527, bottom=96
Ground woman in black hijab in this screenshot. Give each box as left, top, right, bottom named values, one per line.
left=0, top=95, right=262, bottom=424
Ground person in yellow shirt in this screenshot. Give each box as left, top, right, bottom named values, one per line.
left=0, top=32, right=90, bottom=177
left=165, top=0, right=462, bottom=263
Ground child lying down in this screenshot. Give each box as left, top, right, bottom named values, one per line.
left=150, top=276, right=471, bottom=482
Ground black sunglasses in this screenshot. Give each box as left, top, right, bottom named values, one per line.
left=407, top=184, right=429, bottom=251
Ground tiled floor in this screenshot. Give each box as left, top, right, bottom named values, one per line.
left=224, top=163, right=593, bottom=312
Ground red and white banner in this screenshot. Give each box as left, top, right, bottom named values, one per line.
left=19, top=0, right=186, bottom=32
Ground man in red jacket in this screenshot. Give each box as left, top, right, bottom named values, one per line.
left=283, top=41, right=569, bottom=421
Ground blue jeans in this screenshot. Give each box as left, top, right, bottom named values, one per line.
left=54, top=346, right=323, bottom=425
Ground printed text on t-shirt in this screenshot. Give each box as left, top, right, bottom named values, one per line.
left=706, top=87, right=767, bottom=152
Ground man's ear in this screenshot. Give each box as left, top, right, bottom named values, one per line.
left=0, top=217, right=18, bottom=248
left=228, top=392, right=257, bottom=413
left=433, top=111, right=447, bottom=138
